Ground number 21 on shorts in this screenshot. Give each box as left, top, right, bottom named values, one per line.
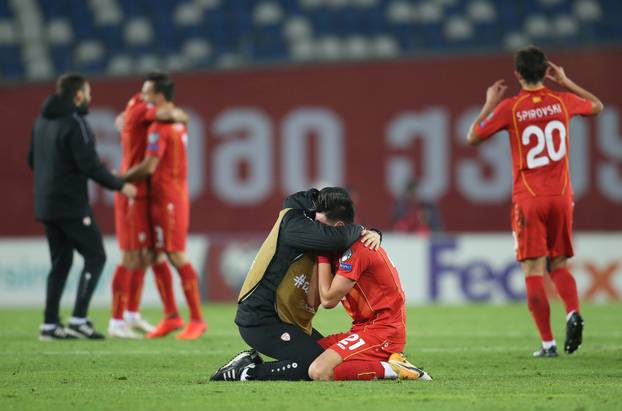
left=337, top=333, right=366, bottom=351
left=522, top=120, right=567, bottom=169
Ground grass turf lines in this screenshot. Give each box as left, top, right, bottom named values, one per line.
left=1, top=303, right=621, bottom=411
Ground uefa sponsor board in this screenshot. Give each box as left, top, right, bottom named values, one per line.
left=205, top=233, right=622, bottom=304
left=0, top=236, right=208, bottom=307
left=0, top=233, right=619, bottom=306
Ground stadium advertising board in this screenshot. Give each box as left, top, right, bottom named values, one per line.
left=0, top=236, right=208, bottom=307
left=2, top=49, right=621, bottom=235
left=205, top=233, right=622, bottom=305
left=0, top=233, right=619, bottom=307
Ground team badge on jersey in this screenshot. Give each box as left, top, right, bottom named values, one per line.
left=341, top=248, right=353, bottom=262
left=148, top=132, right=160, bottom=143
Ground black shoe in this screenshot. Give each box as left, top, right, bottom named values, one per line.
left=39, top=324, right=78, bottom=341
left=533, top=345, right=559, bottom=358
left=66, top=320, right=105, bottom=340
left=565, top=312, right=584, bottom=354
left=210, top=349, right=260, bottom=381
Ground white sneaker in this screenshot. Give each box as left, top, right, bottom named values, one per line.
left=108, top=321, right=142, bottom=339
left=124, top=315, right=156, bottom=333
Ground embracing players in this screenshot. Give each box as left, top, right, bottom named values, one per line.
left=211, top=188, right=430, bottom=381
left=122, top=75, right=207, bottom=340
left=109, top=72, right=189, bottom=339
left=466, top=46, right=603, bottom=357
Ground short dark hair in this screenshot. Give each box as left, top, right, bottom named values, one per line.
left=514, top=45, right=548, bottom=84
left=56, top=73, right=87, bottom=99
left=144, top=71, right=169, bottom=83
left=152, top=74, right=175, bottom=101
left=317, top=187, right=355, bottom=224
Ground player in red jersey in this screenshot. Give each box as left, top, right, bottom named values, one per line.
left=466, top=46, right=603, bottom=357
left=109, top=73, right=188, bottom=339
left=123, top=76, right=207, bottom=340
left=308, top=188, right=431, bottom=381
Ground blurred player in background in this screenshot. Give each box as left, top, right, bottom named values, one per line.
left=466, top=46, right=603, bottom=357
left=108, top=72, right=189, bottom=339
left=123, top=76, right=207, bottom=340
left=309, top=189, right=431, bottom=381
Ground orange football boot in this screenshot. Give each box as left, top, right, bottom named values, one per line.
left=175, top=320, right=208, bottom=340
left=146, top=316, right=184, bottom=338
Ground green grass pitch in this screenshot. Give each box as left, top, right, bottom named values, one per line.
left=1, top=303, right=621, bottom=411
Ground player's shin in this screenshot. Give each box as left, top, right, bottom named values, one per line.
left=525, top=275, right=554, bottom=344
left=127, top=268, right=146, bottom=313
left=177, top=263, right=203, bottom=322
left=549, top=268, right=580, bottom=315
left=152, top=261, right=178, bottom=317
left=333, top=361, right=387, bottom=381
left=111, top=265, right=131, bottom=320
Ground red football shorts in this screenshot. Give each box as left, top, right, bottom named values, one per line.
left=151, top=198, right=189, bottom=253
left=318, top=330, right=404, bottom=362
left=114, top=194, right=152, bottom=250
left=511, top=195, right=574, bottom=261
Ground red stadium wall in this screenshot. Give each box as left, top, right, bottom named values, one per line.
left=1, top=48, right=621, bottom=236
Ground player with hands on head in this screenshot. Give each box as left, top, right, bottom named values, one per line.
left=466, top=45, right=603, bottom=357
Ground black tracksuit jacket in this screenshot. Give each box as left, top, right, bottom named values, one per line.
left=235, top=189, right=365, bottom=327
left=28, top=95, right=124, bottom=221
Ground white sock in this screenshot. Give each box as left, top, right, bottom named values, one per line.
left=109, top=319, right=126, bottom=328
left=566, top=310, right=576, bottom=322
left=381, top=362, right=397, bottom=379
left=124, top=311, right=141, bottom=321
left=542, top=340, right=556, bottom=349
left=41, top=323, right=57, bottom=331
left=69, top=317, right=87, bottom=325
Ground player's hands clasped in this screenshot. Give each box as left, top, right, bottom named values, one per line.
left=121, top=183, right=137, bottom=199
left=360, top=229, right=381, bottom=251
left=546, top=61, right=570, bottom=87
left=485, top=79, right=507, bottom=106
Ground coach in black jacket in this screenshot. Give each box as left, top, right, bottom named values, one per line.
left=28, top=73, right=136, bottom=341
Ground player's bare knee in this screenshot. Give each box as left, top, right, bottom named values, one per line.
left=154, top=251, right=166, bottom=265
left=308, top=362, right=329, bottom=381
left=139, top=249, right=153, bottom=268
left=550, top=256, right=567, bottom=271
left=167, top=252, right=187, bottom=268
left=123, top=251, right=141, bottom=270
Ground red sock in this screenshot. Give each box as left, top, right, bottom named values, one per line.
left=549, top=268, right=580, bottom=314
left=111, top=265, right=131, bottom=320
left=127, top=268, right=146, bottom=312
left=333, top=361, right=386, bottom=381
left=152, top=261, right=178, bottom=317
left=177, top=263, right=203, bottom=322
left=525, top=275, right=553, bottom=341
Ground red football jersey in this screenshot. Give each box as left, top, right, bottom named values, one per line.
left=319, top=242, right=407, bottom=343
left=120, top=93, right=157, bottom=197
left=145, top=121, right=189, bottom=202
left=475, top=87, right=592, bottom=201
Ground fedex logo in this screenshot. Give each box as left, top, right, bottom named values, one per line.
left=429, top=238, right=525, bottom=302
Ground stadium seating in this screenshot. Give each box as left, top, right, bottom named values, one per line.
left=0, top=0, right=619, bottom=81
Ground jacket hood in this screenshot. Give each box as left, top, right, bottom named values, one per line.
left=41, top=95, right=88, bottom=119
left=282, top=189, right=319, bottom=215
